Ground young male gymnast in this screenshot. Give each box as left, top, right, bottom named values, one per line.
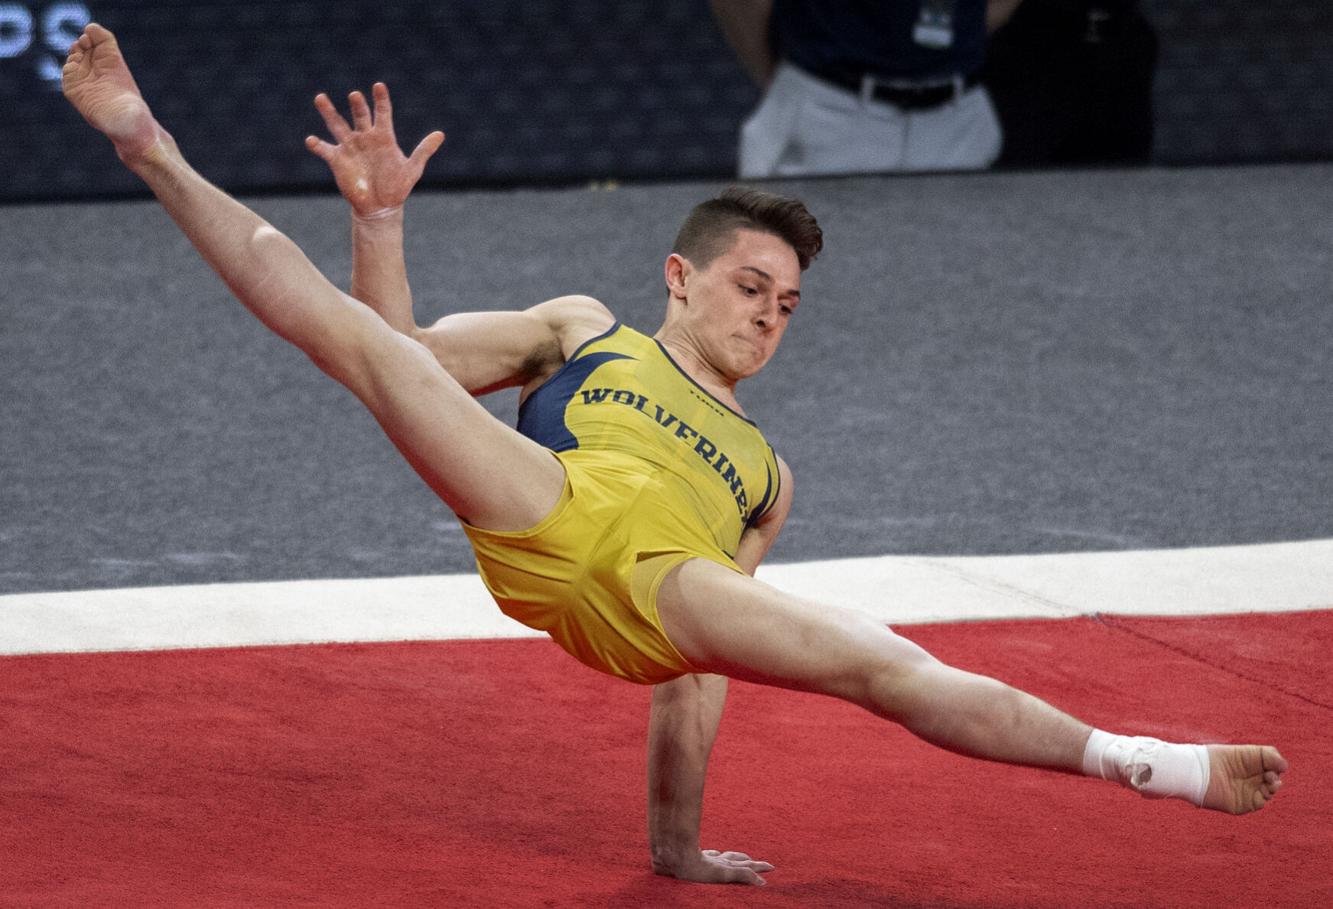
left=63, top=23, right=1285, bottom=887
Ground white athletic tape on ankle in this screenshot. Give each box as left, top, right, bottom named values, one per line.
left=1082, top=730, right=1210, bottom=807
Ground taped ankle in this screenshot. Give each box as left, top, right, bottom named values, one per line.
left=1082, top=730, right=1210, bottom=807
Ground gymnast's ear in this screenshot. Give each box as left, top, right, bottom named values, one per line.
left=664, top=252, right=693, bottom=302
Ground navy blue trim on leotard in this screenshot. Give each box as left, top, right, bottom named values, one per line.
left=747, top=459, right=775, bottom=528
left=517, top=323, right=631, bottom=451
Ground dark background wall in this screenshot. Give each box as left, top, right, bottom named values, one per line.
left=3, top=0, right=1332, bottom=201
left=1149, top=2, right=1333, bottom=165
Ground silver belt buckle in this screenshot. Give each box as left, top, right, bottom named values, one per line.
left=861, top=74, right=966, bottom=106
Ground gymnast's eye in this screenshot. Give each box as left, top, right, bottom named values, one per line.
left=740, top=285, right=759, bottom=296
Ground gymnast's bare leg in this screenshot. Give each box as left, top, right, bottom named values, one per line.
left=656, top=558, right=1287, bottom=815
left=61, top=23, right=565, bottom=532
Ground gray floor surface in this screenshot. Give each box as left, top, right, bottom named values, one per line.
left=2, top=164, right=1330, bottom=594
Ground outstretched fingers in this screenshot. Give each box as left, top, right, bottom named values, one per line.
left=703, top=849, right=774, bottom=885
left=304, top=134, right=337, bottom=163
left=654, top=845, right=774, bottom=886
left=303, top=81, right=444, bottom=213
left=348, top=89, right=372, bottom=132
left=706, top=850, right=774, bottom=871
left=309, top=82, right=425, bottom=134
left=306, top=92, right=348, bottom=163
left=313, top=92, right=352, bottom=142
left=380, top=83, right=444, bottom=171
left=408, top=130, right=446, bottom=173
left=371, top=82, right=395, bottom=137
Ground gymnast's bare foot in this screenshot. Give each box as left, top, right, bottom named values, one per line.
left=1202, top=745, right=1287, bottom=814
left=61, top=23, right=165, bottom=162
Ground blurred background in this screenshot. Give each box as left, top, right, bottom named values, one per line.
left=3, top=0, right=1331, bottom=202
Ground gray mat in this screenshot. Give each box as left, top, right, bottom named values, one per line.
left=2, top=164, right=1330, bottom=594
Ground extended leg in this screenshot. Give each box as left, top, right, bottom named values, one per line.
left=62, top=24, right=564, bottom=530
left=656, top=559, right=1287, bottom=814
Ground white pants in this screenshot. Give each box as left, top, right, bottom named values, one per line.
left=739, top=62, right=1003, bottom=178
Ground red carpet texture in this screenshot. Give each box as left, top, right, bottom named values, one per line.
left=2, top=611, right=1330, bottom=908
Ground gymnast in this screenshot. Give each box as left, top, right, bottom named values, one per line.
left=63, top=23, right=1285, bottom=887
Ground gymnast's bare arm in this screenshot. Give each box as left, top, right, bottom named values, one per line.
left=305, top=82, right=440, bottom=335
left=414, top=295, right=615, bottom=397
left=305, top=83, right=614, bottom=396
left=646, top=456, right=795, bottom=886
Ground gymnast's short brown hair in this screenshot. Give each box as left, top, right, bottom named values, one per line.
left=673, top=187, right=823, bottom=272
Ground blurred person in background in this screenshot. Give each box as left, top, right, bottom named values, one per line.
left=983, top=0, right=1157, bottom=166
left=711, top=0, right=1025, bottom=176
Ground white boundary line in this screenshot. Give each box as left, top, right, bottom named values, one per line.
left=2, top=540, right=1330, bottom=656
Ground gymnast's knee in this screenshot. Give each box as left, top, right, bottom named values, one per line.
left=821, top=617, right=939, bottom=712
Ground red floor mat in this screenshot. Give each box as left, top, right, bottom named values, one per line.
left=2, top=611, right=1330, bottom=908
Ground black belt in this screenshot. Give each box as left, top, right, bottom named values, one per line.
left=801, top=65, right=981, bottom=110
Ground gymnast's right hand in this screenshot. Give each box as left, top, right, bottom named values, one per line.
left=652, top=848, right=774, bottom=886
left=305, top=82, right=444, bottom=218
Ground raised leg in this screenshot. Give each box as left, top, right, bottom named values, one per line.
left=656, top=558, right=1287, bottom=813
left=62, top=24, right=564, bottom=530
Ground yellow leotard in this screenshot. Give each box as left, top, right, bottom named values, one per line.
left=462, top=323, right=782, bottom=684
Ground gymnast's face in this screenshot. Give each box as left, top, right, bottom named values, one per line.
left=666, top=228, right=802, bottom=381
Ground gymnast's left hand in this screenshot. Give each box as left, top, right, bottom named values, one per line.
left=304, top=82, right=444, bottom=217
left=653, top=848, right=774, bottom=886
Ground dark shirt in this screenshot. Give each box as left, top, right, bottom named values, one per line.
left=772, top=0, right=988, bottom=83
